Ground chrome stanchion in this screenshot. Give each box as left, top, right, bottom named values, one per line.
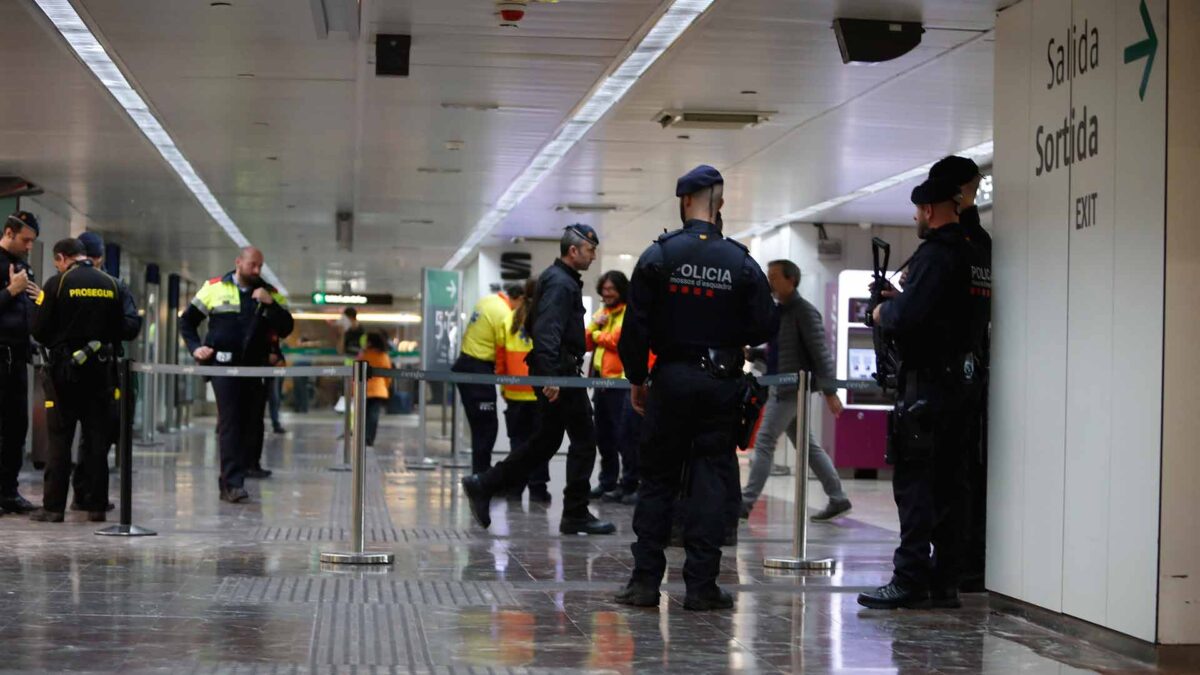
left=329, top=375, right=352, bottom=472
left=409, top=381, right=438, bottom=471
left=441, top=382, right=470, bottom=469
left=764, top=371, right=834, bottom=571
left=97, top=359, right=157, bottom=537
left=320, top=360, right=394, bottom=565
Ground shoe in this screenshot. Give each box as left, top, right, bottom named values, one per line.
left=811, top=499, right=852, bottom=522
left=739, top=502, right=753, bottom=520
left=769, top=463, right=791, bottom=476
left=29, top=509, right=65, bottom=523
left=273, top=426, right=287, bottom=434
left=857, top=582, right=931, bottom=610
left=620, top=491, right=638, bottom=506
left=461, top=475, right=492, bottom=529
left=246, top=468, right=273, bottom=479
left=71, top=501, right=116, bottom=512
left=601, top=488, right=624, bottom=503
left=589, top=485, right=611, bottom=499
left=528, top=489, right=552, bottom=505
left=613, top=582, right=660, bottom=607
left=87, top=511, right=107, bottom=523
left=683, top=587, right=734, bottom=611
left=930, top=588, right=962, bottom=609
left=559, top=513, right=616, bottom=535
left=0, top=492, right=37, bottom=514
left=220, top=487, right=250, bottom=504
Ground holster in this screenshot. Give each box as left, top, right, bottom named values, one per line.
left=886, top=396, right=934, bottom=465
left=736, top=373, right=767, bottom=450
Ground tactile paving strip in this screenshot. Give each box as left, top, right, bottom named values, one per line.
left=216, top=577, right=519, bottom=607
left=249, top=526, right=474, bottom=543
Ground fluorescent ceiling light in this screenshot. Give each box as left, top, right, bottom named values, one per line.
left=728, top=140, right=995, bottom=240
left=293, top=311, right=421, bottom=324
left=33, top=0, right=288, bottom=295
left=444, top=0, right=715, bottom=269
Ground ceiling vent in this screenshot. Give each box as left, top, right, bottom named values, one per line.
left=655, top=109, right=774, bottom=130
left=554, top=203, right=621, bottom=214
left=417, top=167, right=462, bottom=174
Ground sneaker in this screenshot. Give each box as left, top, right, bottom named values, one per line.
left=613, top=582, right=660, bottom=607
left=246, top=468, right=273, bottom=480
left=600, top=488, right=624, bottom=503
left=559, top=513, right=616, bottom=535
left=769, top=464, right=791, bottom=476
left=0, top=492, right=37, bottom=514
left=29, top=509, right=65, bottom=523
left=930, top=588, right=962, bottom=609
left=811, top=499, right=852, bottom=522
left=461, top=475, right=492, bottom=529
left=683, top=587, right=734, bottom=611
left=273, top=426, right=288, bottom=434
left=528, top=489, right=552, bottom=505
left=857, top=582, right=931, bottom=610
left=220, top=487, right=250, bottom=504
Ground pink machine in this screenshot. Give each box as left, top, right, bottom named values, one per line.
left=825, top=270, right=890, bottom=472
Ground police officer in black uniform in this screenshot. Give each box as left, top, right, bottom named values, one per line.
left=614, top=165, right=774, bottom=611
left=928, top=156, right=991, bottom=593
left=462, top=224, right=617, bottom=536
left=29, top=238, right=137, bottom=522
left=0, top=211, right=41, bottom=516
left=857, top=176, right=978, bottom=610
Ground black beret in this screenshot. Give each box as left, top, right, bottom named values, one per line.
left=911, top=177, right=961, bottom=205
left=675, top=164, right=724, bottom=197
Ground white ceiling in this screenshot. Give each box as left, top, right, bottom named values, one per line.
left=2, top=0, right=1007, bottom=298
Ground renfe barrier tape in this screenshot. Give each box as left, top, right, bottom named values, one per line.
left=128, top=361, right=878, bottom=393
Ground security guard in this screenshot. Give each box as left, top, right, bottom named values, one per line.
left=0, top=211, right=41, bottom=515
left=462, top=224, right=617, bottom=536
left=614, top=165, right=774, bottom=611
left=29, top=238, right=134, bottom=522
left=928, top=156, right=991, bottom=593
left=857, top=176, right=977, bottom=610
left=71, top=231, right=141, bottom=512
left=179, top=247, right=293, bottom=503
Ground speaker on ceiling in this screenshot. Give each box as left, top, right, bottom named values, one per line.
left=833, top=18, right=924, bottom=64
left=375, top=34, right=412, bottom=77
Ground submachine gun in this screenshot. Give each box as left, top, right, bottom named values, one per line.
left=864, top=237, right=901, bottom=396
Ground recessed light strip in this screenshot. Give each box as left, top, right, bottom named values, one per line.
left=33, top=0, right=288, bottom=295
left=727, top=140, right=994, bottom=240
left=444, top=0, right=715, bottom=269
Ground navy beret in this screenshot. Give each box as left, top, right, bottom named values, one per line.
left=929, top=155, right=981, bottom=186
left=5, top=211, right=39, bottom=236
left=911, top=177, right=960, bottom=205
left=78, top=231, right=105, bottom=258
left=675, top=165, right=724, bottom=197
left=564, top=223, right=599, bottom=246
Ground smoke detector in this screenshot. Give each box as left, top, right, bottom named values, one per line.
left=654, top=109, right=775, bottom=130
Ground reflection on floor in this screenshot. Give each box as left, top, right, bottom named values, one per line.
left=0, top=414, right=1177, bottom=673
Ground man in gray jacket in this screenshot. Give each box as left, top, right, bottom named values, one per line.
left=741, top=260, right=851, bottom=521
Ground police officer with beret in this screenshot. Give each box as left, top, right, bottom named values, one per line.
left=927, top=156, right=991, bottom=592
left=462, top=224, right=617, bottom=536
left=29, top=238, right=137, bottom=522
left=0, top=211, right=42, bottom=516
left=857, top=176, right=979, bottom=609
left=614, top=165, right=774, bottom=611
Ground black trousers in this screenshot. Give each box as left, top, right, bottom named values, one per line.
left=453, top=354, right=499, bottom=474
left=365, top=397, right=385, bottom=447
left=891, top=384, right=970, bottom=592
left=503, top=400, right=550, bottom=493
left=72, top=391, right=118, bottom=506
left=630, top=362, right=742, bottom=594
left=0, top=350, right=28, bottom=496
left=962, top=378, right=988, bottom=586
left=212, top=376, right=267, bottom=490
left=592, top=388, right=625, bottom=491
left=480, top=386, right=595, bottom=518
left=43, top=365, right=113, bottom=513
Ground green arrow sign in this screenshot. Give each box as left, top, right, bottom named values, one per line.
left=1123, top=0, right=1158, bottom=101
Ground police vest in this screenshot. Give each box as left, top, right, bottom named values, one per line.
left=652, top=227, right=749, bottom=353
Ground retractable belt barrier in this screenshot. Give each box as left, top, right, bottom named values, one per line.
left=131, top=363, right=351, bottom=378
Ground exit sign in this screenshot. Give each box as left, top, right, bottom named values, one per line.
left=311, top=292, right=394, bottom=306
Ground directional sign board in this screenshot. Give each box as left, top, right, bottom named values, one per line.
left=311, top=292, right=393, bottom=306
left=421, top=268, right=461, bottom=372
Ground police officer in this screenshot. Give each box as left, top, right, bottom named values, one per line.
left=0, top=211, right=41, bottom=516
left=179, top=247, right=293, bottom=503
left=928, top=156, right=991, bottom=593
left=857, top=176, right=978, bottom=610
left=613, top=165, right=774, bottom=611
left=461, top=224, right=617, bottom=536
left=29, top=238, right=135, bottom=522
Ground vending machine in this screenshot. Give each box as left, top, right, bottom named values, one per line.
left=830, top=270, right=890, bottom=471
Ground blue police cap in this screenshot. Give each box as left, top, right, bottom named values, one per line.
left=5, top=211, right=39, bottom=236
left=564, top=223, right=599, bottom=246
left=675, top=165, right=724, bottom=197
left=929, top=155, right=981, bottom=186
left=910, top=177, right=960, bottom=205
left=78, top=231, right=105, bottom=258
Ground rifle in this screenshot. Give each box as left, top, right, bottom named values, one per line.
left=865, top=237, right=901, bottom=395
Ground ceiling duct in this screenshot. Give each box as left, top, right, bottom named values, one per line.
left=554, top=203, right=621, bottom=214
left=655, top=109, right=774, bottom=130
left=336, top=211, right=353, bottom=252
left=0, top=177, right=43, bottom=199
left=310, top=0, right=360, bottom=40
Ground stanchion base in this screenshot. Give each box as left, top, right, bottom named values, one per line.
left=441, top=460, right=471, bottom=469
left=406, top=457, right=439, bottom=471
left=763, top=557, right=835, bottom=571
left=133, top=441, right=164, bottom=448
left=319, top=551, right=395, bottom=565
left=328, top=464, right=352, bottom=472
left=95, top=524, right=157, bottom=537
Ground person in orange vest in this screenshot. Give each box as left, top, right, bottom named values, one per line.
left=587, top=270, right=640, bottom=505
left=495, top=279, right=551, bottom=504
left=358, top=331, right=393, bottom=448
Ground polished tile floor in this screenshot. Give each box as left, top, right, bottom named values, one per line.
left=0, top=413, right=1180, bottom=673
